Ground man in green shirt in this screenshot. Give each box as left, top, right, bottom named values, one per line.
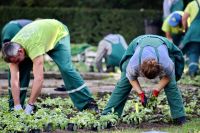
left=1, top=19, right=98, bottom=114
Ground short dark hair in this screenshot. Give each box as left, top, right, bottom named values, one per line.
left=2, top=42, right=21, bottom=63
left=140, top=58, right=162, bottom=79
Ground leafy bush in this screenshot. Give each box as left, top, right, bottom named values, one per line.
left=0, top=0, right=163, bottom=9
left=0, top=6, right=162, bottom=45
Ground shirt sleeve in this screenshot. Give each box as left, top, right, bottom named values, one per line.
left=161, top=16, right=171, bottom=33
left=118, top=35, right=128, bottom=49
left=95, top=40, right=108, bottom=62
left=160, top=59, right=175, bottom=79
left=126, top=57, right=139, bottom=81
left=163, top=0, right=172, bottom=19
left=184, top=2, right=192, bottom=14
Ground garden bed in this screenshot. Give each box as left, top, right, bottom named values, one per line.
left=0, top=88, right=199, bottom=132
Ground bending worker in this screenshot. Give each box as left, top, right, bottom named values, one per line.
left=162, top=11, right=188, bottom=46
left=95, top=34, right=128, bottom=73
left=102, top=34, right=186, bottom=125
left=181, top=0, right=200, bottom=77
left=1, top=19, right=32, bottom=47
left=1, top=19, right=98, bottom=114
left=1, top=19, right=32, bottom=110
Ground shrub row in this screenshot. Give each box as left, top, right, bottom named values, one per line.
left=0, top=0, right=163, bottom=9
left=0, top=6, right=162, bottom=45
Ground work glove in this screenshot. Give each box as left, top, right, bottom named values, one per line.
left=152, top=89, right=160, bottom=97
left=14, top=104, right=23, bottom=111
left=138, top=92, right=148, bottom=107
left=25, top=104, right=36, bottom=115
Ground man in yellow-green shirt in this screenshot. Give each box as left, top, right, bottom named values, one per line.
left=162, top=11, right=185, bottom=46
left=181, top=0, right=200, bottom=77
left=1, top=19, right=98, bottom=114
left=183, top=0, right=200, bottom=25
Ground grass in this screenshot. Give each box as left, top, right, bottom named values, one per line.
left=107, top=118, right=200, bottom=133
left=154, top=118, right=200, bottom=133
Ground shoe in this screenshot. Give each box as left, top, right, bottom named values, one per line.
left=189, top=72, right=197, bottom=78
left=106, top=66, right=115, bottom=73
left=83, top=99, right=99, bottom=113
left=173, top=116, right=186, bottom=125
left=32, top=105, right=37, bottom=113
left=54, top=85, right=66, bottom=91
left=189, top=70, right=199, bottom=78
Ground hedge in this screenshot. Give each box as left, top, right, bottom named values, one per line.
left=0, top=6, right=162, bottom=45
left=0, top=0, right=163, bottom=10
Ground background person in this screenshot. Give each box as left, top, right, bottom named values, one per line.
left=102, top=35, right=186, bottom=125
left=1, top=19, right=32, bottom=110
left=163, top=0, right=184, bottom=19
left=162, top=11, right=188, bottom=46
left=1, top=19, right=32, bottom=47
left=1, top=19, right=98, bottom=114
left=181, top=0, right=200, bottom=77
left=95, top=34, right=128, bottom=73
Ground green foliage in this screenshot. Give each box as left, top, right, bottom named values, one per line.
left=71, top=43, right=91, bottom=56
left=0, top=58, right=8, bottom=71
left=0, top=6, right=162, bottom=45
left=0, top=45, right=93, bottom=72
left=179, top=75, right=200, bottom=86
left=0, top=0, right=163, bottom=10
left=73, top=62, right=89, bottom=72
left=0, top=89, right=199, bottom=132
left=43, top=60, right=59, bottom=72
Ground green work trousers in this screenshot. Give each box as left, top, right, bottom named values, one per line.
left=47, top=35, right=94, bottom=110
left=1, top=23, right=21, bottom=44
left=102, top=58, right=185, bottom=119
left=8, top=35, right=94, bottom=110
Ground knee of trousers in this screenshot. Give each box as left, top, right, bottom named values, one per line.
left=164, top=81, right=178, bottom=92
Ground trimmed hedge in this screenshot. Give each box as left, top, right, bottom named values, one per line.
left=0, top=6, right=162, bottom=45
left=0, top=0, right=163, bottom=9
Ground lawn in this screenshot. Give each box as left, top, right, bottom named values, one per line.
left=107, top=118, right=200, bottom=133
